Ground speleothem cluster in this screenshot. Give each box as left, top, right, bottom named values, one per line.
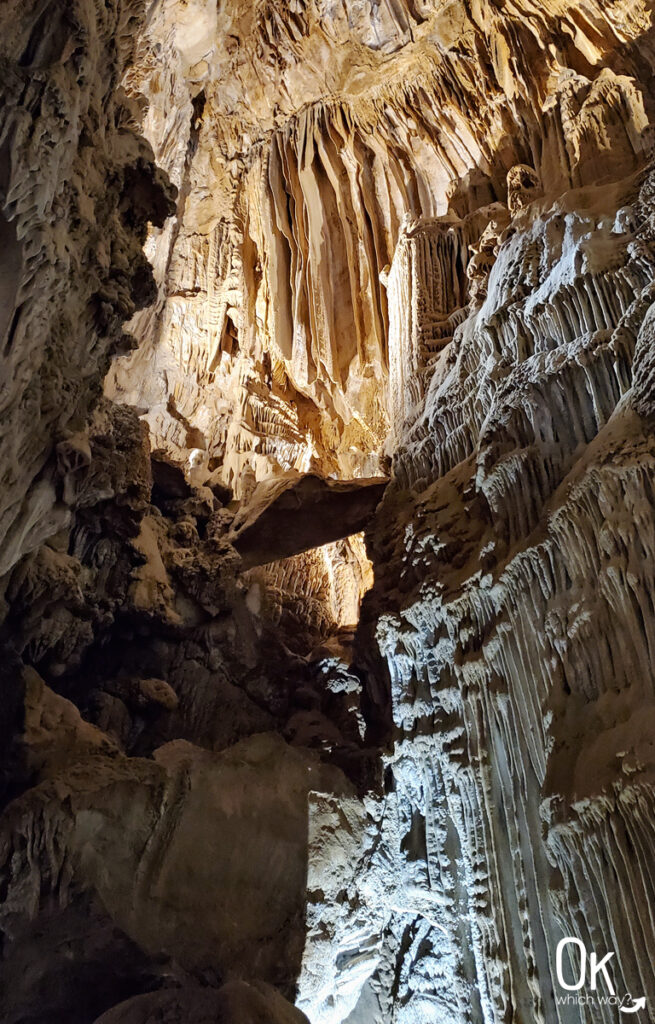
left=1, top=2, right=655, bottom=1022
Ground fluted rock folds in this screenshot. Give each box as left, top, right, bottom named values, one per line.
left=315, top=143, right=655, bottom=1024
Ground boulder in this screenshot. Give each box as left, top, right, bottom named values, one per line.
left=230, top=473, right=387, bottom=569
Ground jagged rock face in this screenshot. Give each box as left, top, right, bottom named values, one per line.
left=0, top=4, right=375, bottom=1004
left=0, top=0, right=176, bottom=580
left=3, top=2, right=655, bottom=1024
left=0, top=397, right=372, bottom=1021
left=104, top=0, right=655, bottom=636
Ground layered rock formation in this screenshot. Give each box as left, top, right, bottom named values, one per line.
left=0, top=0, right=177, bottom=583
left=106, top=0, right=655, bottom=484
left=2, top=1, right=655, bottom=1023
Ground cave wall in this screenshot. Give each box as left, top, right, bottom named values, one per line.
left=105, top=0, right=655, bottom=492
left=315, top=169, right=655, bottom=1022
left=0, top=4, right=362, bottom=1021
left=103, top=0, right=655, bottom=641
left=290, top=8, right=655, bottom=1022
left=0, top=0, right=177, bottom=581
left=2, top=2, right=655, bottom=1024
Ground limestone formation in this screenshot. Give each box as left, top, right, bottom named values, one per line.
left=312, top=167, right=655, bottom=1022
left=3, top=1, right=655, bottom=1023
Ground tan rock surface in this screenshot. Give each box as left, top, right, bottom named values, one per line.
left=0, top=0, right=176, bottom=577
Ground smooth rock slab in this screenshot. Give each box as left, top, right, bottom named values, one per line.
left=0, top=734, right=354, bottom=1005
left=93, top=980, right=310, bottom=1024
left=230, top=473, right=388, bottom=569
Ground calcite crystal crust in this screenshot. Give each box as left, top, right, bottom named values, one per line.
left=2, top=1, right=655, bottom=1023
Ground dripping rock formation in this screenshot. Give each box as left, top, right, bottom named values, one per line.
left=2, top=1, right=655, bottom=1022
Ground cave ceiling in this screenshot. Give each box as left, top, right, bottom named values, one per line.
left=109, top=0, right=655, bottom=497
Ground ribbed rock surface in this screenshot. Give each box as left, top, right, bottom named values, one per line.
left=104, top=0, right=655, bottom=638
left=297, top=134, right=655, bottom=1024
left=106, top=0, right=654, bottom=491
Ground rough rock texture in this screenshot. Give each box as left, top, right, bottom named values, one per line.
left=0, top=382, right=374, bottom=1023
left=3, top=2, right=655, bottom=1024
left=0, top=8, right=374, bottom=1015
left=315, top=175, right=655, bottom=1022
left=104, top=0, right=655, bottom=636
left=0, top=0, right=176, bottom=579
left=106, top=0, right=655, bottom=489
left=297, top=131, right=655, bottom=1024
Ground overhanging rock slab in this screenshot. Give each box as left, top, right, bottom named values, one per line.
left=230, top=473, right=388, bottom=569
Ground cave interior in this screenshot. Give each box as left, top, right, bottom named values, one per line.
left=2, top=1, right=655, bottom=1022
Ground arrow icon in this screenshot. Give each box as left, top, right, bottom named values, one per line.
left=620, top=996, right=646, bottom=1014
